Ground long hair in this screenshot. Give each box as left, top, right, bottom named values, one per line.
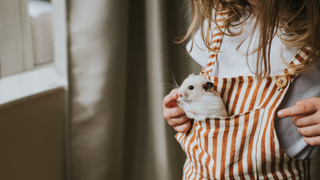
left=181, top=0, right=320, bottom=79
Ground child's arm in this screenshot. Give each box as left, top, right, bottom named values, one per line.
left=278, top=97, right=320, bottom=146
left=163, top=89, right=191, bottom=133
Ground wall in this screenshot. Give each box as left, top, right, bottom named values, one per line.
left=0, top=88, right=66, bottom=180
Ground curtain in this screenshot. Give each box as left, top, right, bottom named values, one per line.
left=66, top=0, right=320, bottom=179
left=67, top=0, right=199, bottom=180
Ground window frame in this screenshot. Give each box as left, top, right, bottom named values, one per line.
left=0, top=0, right=68, bottom=106
left=0, top=0, right=34, bottom=77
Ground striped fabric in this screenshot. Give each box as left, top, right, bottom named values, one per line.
left=282, top=46, right=311, bottom=78
left=176, top=10, right=311, bottom=180
left=202, top=11, right=228, bottom=76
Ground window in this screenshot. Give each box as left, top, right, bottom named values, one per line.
left=0, top=0, right=67, bottom=105
left=29, top=0, right=54, bottom=66
left=0, top=0, right=34, bottom=77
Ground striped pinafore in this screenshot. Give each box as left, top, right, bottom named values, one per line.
left=176, top=11, right=311, bottom=180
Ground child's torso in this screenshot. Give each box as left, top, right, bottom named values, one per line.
left=178, top=10, right=313, bottom=179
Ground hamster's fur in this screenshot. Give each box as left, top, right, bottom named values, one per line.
left=176, top=74, right=228, bottom=121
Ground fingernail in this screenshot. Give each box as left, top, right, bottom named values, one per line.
left=173, top=93, right=178, bottom=99
left=278, top=111, right=283, bottom=117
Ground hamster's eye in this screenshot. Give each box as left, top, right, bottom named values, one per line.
left=189, top=85, right=194, bottom=90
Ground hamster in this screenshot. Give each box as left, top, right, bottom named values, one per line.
left=176, top=74, right=228, bottom=121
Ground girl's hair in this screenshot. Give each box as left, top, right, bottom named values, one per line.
left=182, top=0, right=320, bottom=79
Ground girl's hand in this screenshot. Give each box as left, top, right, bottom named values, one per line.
left=278, top=97, right=320, bottom=146
left=163, top=89, right=191, bottom=133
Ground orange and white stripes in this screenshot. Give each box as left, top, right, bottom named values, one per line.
left=176, top=75, right=311, bottom=179
left=176, top=9, right=311, bottom=180
left=202, top=11, right=229, bottom=76
left=283, top=46, right=311, bottom=78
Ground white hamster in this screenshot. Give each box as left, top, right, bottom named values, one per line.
left=176, top=74, right=228, bottom=121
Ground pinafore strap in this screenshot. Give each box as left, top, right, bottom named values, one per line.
left=201, top=10, right=228, bottom=81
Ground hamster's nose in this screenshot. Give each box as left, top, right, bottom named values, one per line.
left=179, top=92, right=187, bottom=98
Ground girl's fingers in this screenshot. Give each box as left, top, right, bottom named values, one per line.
left=303, top=136, right=320, bottom=146
left=278, top=101, right=317, bottom=118
left=165, top=106, right=185, bottom=119
left=297, top=124, right=320, bottom=137
left=163, top=89, right=191, bottom=133
left=292, top=114, right=319, bottom=127
left=174, top=120, right=191, bottom=133
left=278, top=97, right=320, bottom=118
left=167, top=114, right=189, bottom=127
left=163, top=89, right=179, bottom=108
left=163, top=97, right=185, bottom=120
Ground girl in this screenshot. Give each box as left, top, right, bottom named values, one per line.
left=163, top=0, right=320, bottom=179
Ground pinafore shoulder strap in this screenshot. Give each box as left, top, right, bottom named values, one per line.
left=200, top=10, right=228, bottom=81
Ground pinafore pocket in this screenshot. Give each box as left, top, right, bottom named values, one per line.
left=176, top=108, right=265, bottom=179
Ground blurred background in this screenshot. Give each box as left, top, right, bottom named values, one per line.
left=0, top=0, right=318, bottom=180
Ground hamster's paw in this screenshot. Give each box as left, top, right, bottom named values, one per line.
left=186, top=111, right=206, bottom=121
left=194, top=115, right=207, bottom=121
left=185, top=111, right=197, bottom=119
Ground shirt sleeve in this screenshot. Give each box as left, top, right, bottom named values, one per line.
left=275, top=65, right=320, bottom=159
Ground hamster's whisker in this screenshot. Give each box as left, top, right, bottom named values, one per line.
left=164, top=83, right=179, bottom=89
left=170, top=72, right=180, bottom=89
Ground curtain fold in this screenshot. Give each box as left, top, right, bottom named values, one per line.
left=68, top=0, right=129, bottom=180
left=67, top=0, right=199, bottom=180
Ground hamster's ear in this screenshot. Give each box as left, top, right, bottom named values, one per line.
left=203, top=81, right=214, bottom=91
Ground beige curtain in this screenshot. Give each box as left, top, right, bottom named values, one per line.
left=66, top=0, right=320, bottom=179
left=67, top=0, right=199, bottom=180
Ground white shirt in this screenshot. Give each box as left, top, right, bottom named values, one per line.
left=187, top=14, right=319, bottom=159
